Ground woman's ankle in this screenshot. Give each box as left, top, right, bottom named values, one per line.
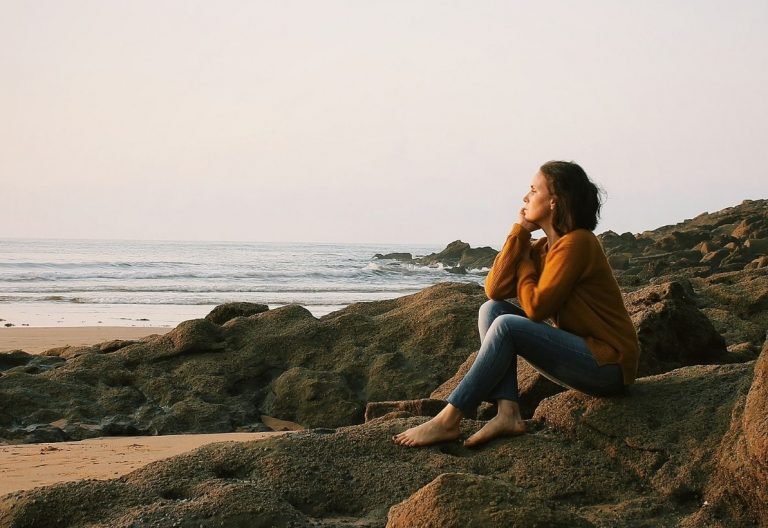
left=496, top=399, right=522, bottom=421
left=435, top=403, right=463, bottom=428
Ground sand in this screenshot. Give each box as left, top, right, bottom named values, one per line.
left=0, top=326, right=171, bottom=354
left=0, top=432, right=288, bottom=496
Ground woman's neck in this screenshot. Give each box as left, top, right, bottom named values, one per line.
left=540, top=220, right=560, bottom=248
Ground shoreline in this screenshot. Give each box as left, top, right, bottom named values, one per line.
left=0, top=326, right=172, bottom=354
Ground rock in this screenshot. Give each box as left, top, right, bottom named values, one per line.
left=607, top=252, right=631, bottom=270
left=0, top=350, right=65, bottom=374
left=415, top=240, right=498, bottom=270
left=386, top=473, right=594, bottom=528
left=743, top=237, right=768, bottom=257
left=364, top=399, right=447, bottom=422
left=687, top=340, right=768, bottom=527
left=98, top=339, right=137, bottom=354
left=205, top=302, right=270, bottom=325
left=700, top=248, right=730, bottom=266
left=16, top=423, right=66, bottom=443
left=625, top=281, right=728, bottom=374
left=2, top=357, right=757, bottom=527
left=163, top=318, right=226, bottom=357
left=263, top=367, right=362, bottom=428
left=373, top=252, right=413, bottom=262
left=745, top=255, right=768, bottom=270
left=692, top=269, right=768, bottom=354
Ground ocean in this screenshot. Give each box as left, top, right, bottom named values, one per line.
left=0, top=239, right=487, bottom=327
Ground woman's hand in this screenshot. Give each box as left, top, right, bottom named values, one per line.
left=516, top=207, right=540, bottom=233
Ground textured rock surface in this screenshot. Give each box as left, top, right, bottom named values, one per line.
left=2, top=349, right=762, bottom=527
left=204, top=302, right=269, bottom=325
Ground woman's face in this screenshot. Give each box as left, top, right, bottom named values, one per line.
left=522, top=171, right=555, bottom=225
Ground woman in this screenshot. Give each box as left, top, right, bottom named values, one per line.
left=393, top=161, right=640, bottom=448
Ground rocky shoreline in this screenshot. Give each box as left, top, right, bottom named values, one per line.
left=0, top=199, right=766, bottom=527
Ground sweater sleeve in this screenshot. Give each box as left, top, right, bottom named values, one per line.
left=484, top=224, right=532, bottom=300
left=516, top=233, right=590, bottom=321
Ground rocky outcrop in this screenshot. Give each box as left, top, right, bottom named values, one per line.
left=0, top=283, right=486, bottom=443
left=625, top=281, right=729, bottom=373
left=3, top=346, right=762, bottom=527
left=684, top=338, right=768, bottom=527
left=600, top=199, right=768, bottom=282
left=415, top=240, right=498, bottom=270
left=372, top=252, right=413, bottom=262
left=374, top=240, right=498, bottom=272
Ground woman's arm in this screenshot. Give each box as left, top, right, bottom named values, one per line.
left=484, top=221, right=535, bottom=300
left=516, top=232, right=591, bottom=321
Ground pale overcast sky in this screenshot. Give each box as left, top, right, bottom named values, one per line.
left=1, top=1, right=766, bottom=246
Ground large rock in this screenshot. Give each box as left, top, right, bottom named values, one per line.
left=415, top=240, right=498, bottom=270
left=0, top=282, right=486, bottom=443
left=386, top=473, right=594, bottom=528
left=204, top=302, right=269, bottom=325
left=625, top=281, right=729, bottom=374
left=1, top=354, right=758, bottom=527
left=684, top=339, right=768, bottom=527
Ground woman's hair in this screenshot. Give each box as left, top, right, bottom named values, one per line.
left=539, top=160, right=603, bottom=235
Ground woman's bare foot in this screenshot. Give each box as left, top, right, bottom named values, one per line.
left=392, top=404, right=463, bottom=447
left=463, top=414, right=526, bottom=448
left=391, top=418, right=461, bottom=447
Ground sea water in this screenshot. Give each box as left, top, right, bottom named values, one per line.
left=0, top=239, right=487, bottom=327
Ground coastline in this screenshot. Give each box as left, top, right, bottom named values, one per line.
left=0, top=326, right=172, bottom=354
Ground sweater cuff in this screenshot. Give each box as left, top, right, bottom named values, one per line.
left=510, top=223, right=532, bottom=240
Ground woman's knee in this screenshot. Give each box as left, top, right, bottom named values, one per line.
left=478, top=299, right=518, bottom=323
left=488, top=313, right=531, bottom=337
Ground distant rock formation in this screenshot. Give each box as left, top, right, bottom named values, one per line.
left=374, top=240, right=498, bottom=272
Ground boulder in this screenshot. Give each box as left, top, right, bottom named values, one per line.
left=386, top=473, right=594, bottom=528
left=686, top=340, right=768, bottom=527
left=205, top=302, right=269, bottom=325
left=625, top=281, right=728, bottom=374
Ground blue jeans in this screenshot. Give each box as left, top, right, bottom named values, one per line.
left=446, top=300, right=625, bottom=416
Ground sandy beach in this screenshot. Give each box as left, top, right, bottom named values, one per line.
left=0, top=432, right=286, bottom=496
left=0, top=326, right=171, bottom=354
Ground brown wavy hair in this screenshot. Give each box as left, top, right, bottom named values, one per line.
left=539, top=161, right=603, bottom=235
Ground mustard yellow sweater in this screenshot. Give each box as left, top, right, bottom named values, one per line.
left=485, top=224, right=640, bottom=385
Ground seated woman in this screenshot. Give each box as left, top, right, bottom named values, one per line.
left=393, top=161, right=640, bottom=448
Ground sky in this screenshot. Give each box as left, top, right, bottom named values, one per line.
left=1, top=0, right=766, bottom=246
